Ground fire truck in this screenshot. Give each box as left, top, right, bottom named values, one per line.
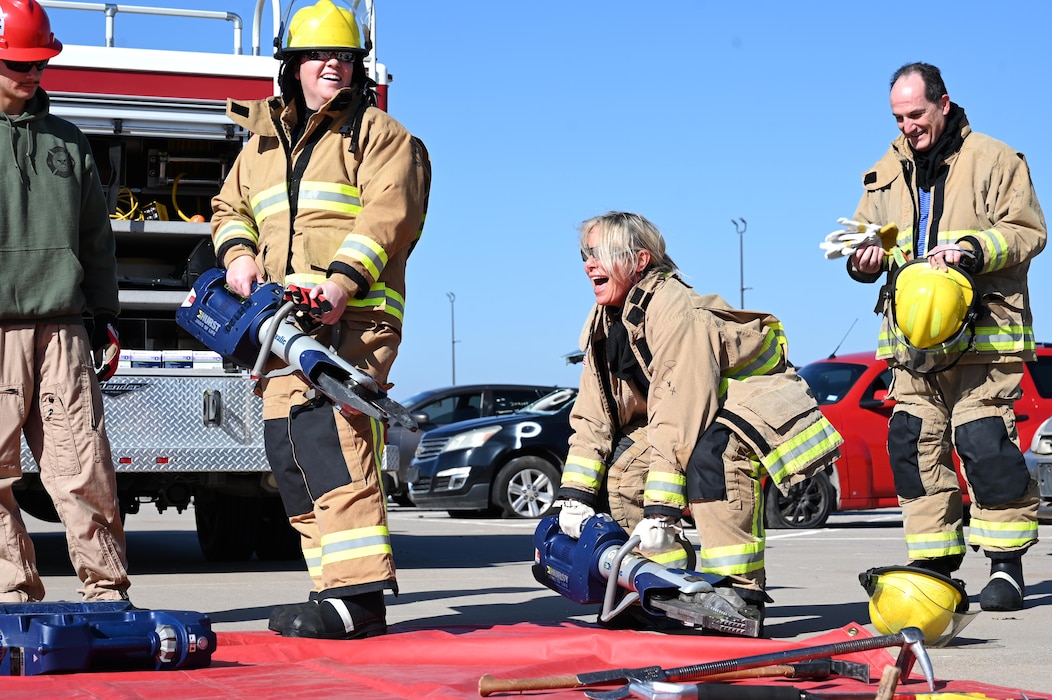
left=17, top=0, right=394, bottom=561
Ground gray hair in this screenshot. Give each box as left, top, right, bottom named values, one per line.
left=578, top=211, right=677, bottom=288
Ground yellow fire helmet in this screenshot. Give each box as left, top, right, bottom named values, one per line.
left=275, top=0, right=369, bottom=58
left=859, top=566, right=977, bottom=647
left=891, top=259, right=976, bottom=350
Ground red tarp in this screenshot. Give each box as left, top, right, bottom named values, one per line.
left=0, top=622, right=1041, bottom=699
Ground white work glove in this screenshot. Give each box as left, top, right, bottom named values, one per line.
left=557, top=500, right=596, bottom=539
left=820, top=218, right=897, bottom=259
left=631, top=516, right=683, bottom=558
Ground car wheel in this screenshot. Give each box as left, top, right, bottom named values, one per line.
left=493, top=456, right=560, bottom=519
left=764, top=470, right=834, bottom=529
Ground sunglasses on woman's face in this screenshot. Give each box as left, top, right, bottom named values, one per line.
left=3, top=59, right=49, bottom=73
left=302, top=50, right=356, bottom=63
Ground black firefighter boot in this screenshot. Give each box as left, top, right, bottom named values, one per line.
left=979, top=553, right=1025, bottom=612
left=284, top=590, right=388, bottom=640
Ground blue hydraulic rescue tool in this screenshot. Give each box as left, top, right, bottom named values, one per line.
left=532, top=513, right=762, bottom=637
left=175, top=268, right=417, bottom=430
left=0, top=602, right=215, bottom=675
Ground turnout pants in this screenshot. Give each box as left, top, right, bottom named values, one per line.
left=888, top=362, right=1039, bottom=565
left=607, top=425, right=696, bottom=570
left=687, top=424, right=766, bottom=592
left=0, top=323, right=130, bottom=602
left=261, top=318, right=399, bottom=599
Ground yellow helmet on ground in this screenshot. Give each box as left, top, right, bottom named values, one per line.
left=859, top=566, right=975, bottom=647
left=891, top=260, right=975, bottom=350
left=275, top=0, right=368, bottom=58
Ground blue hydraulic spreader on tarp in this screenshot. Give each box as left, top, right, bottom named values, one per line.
left=0, top=601, right=215, bottom=675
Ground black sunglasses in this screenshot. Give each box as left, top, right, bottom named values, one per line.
left=3, top=58, right=49, bottom=73
left=302, top=50, right=357, bottom=63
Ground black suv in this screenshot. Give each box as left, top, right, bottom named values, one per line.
left=384, top=384, right=559, bottom=504
left=408, top=388, right=577, bottom=518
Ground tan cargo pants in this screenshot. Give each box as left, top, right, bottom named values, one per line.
left=0, top=323, right=130, bottom=602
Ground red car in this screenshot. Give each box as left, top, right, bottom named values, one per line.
left=765, top=345, right=1052, bottom=528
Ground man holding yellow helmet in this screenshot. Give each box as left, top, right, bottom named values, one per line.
left=211, top=0, right=430, bottom=639
left=843, top=62, right=1045, bottom=615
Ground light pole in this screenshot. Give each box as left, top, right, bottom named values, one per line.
left=446, top=292, right=457, bottom=385
left=733, top=218, right=749, bottom=308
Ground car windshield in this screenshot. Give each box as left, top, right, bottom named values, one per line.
left=397, top=389, right=439, bottom=408
left=520, top=388, right=577, bottom=414
left=798, top=362, right=870, bottom=405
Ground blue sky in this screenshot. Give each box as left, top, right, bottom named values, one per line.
left=45, top=1, right=1052, bottom=401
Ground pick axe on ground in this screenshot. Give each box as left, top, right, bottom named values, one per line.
left=477, top=627, right=934, bottom=698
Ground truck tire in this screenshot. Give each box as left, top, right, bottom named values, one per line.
left=763, top=470, right=834, bottom=529
left=492, top=456, right=559, bottom=519
left=194, top=493, right=258, bottom=561
left=254, top=497, right=302, bottom=561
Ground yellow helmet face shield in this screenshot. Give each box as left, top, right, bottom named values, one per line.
left=860, top=566, right=977, bottom=647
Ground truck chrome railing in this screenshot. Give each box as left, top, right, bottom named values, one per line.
left=40, top=0, right=278, bottom=56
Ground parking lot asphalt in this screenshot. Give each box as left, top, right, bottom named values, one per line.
left=25, top=506, right=1052, bottom=694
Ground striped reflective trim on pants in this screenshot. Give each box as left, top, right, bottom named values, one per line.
left=968, top=518, right=1038, bottom=549
left=905, top=529, right=966, bottom=560
left=699, top=541, right=764, bottom=576
left=319, top=525, right=393, bottom=568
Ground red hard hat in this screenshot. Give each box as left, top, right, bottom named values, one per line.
left=0, top=0, right=63, bottom=60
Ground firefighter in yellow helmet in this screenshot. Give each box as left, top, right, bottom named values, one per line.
left=842, top=62, right=1044, bottom=613
left=212, top=0, right=430, bottom=639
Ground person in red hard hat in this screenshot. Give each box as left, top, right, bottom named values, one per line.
left=0, top=0, right=130, bottom=604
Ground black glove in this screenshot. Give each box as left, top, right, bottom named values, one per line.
left=91, top=314, right=120, bottom=381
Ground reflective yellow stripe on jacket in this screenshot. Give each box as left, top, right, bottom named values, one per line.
left=643, top=470, right=687, bottom=510
left=214, top=218, right=259, bottom=251
left=562, top=455, right=605, bottom=491
left=251, top=181, right=363, bottom=224
left=970, top=229, right=1010, bottom=272
left=761, top=415, right=842, bottom=484
left=719, top=324, right=784, bottom=399
left=878, top=324, right=1035, bottom=356
left=284, top=273, right=406, bottom=322
left=725, top=324, right=784, bottom=381
left=338, top=234, right=389, bottom=281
